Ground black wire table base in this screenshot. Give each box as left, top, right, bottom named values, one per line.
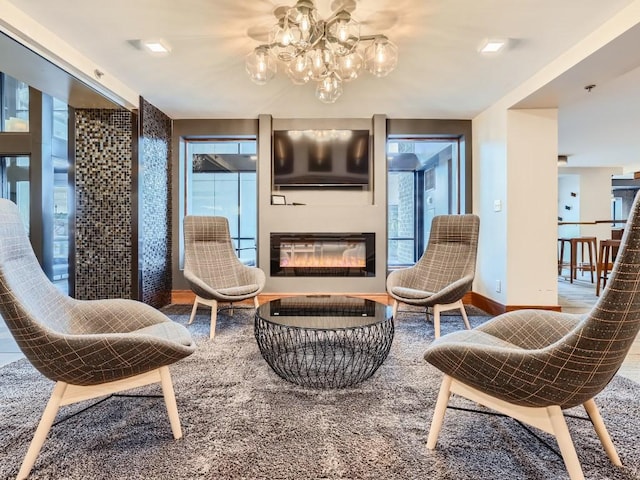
left=255, top=316, right=394, bottom=389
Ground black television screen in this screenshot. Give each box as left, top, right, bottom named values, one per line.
left=272, top=129, right=369, bottom=187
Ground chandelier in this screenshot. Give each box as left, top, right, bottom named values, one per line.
left=245, top=0, right=399, bottom=104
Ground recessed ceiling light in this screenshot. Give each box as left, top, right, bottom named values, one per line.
left=479, top=38, right=508, bottom=54
left=142, top=39, right=171, bottom=55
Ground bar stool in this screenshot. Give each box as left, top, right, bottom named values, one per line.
left=572, top=236, right=597, bottom=283
left=558, top=236, right=597, bottom=283
left=596, top=239, right=621, bottom=296
left=558, top=238, right=572, bottom=276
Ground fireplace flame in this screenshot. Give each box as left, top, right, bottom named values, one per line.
left=281, top=253, right=365, bottom=268
left=280, top=241, right=366, bottom=268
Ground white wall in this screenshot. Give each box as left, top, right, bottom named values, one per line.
left=505, top=109, right=558, bottom=306
left=472, top=106, right=508, bottom=305
left=473, top=108, right=558, bottom=307
left=558, top=174, right=581, bottom=240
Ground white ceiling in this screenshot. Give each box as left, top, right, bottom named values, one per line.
left=3, top=0, right=640, bottom=170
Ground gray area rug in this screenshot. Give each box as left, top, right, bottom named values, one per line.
left=1, top=304, right=639, bottom=479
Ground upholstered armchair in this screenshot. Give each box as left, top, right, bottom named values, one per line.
left=423, top=194, right=640, bottom=480
left=183, top=215, right=265, bottom=339
left=0, top=199, right=195, bottom=480
left=386, top=214, right=480, bottom=337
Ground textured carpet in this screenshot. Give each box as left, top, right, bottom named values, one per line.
left=1, top=305, right=640, bottom=479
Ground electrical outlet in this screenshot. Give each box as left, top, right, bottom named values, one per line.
left=495, top=280, right=501, bottom=293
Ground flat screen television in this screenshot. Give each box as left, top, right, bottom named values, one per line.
left=272, top=129, right=370, bottom=187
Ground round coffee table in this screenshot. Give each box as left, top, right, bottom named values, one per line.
left=254, top=295, right=394, bottom=388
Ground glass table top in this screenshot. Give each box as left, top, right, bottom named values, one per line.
left=256, top=295, right=391, bottom=329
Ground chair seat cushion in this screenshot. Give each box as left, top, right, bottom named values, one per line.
left=428, top=329, right=521, bottom=352
left=216, top=284, right=260, bottom=297
left=133, top=322, right=193, bottom=347
left=392, top=286, right=434, bottom=300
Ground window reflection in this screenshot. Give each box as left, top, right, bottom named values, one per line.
left=1, top=73, right=29, bottom=132
left=0, top=156, right=30, bottom=233
left=387, top=138, right=459, bottom=268
left=51, top=97, right=70, bottom=295
left=186, top=139, right=258, bottom=266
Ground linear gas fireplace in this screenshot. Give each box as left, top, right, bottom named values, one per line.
left=270, top=232, right=375, bottom=277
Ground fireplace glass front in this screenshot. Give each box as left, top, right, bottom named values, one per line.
left=270, top=233, right=375, bottom=277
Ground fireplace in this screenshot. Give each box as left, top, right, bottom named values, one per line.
left=270, top=233, right=375, bottom=277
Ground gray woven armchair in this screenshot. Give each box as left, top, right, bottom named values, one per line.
left=386, top=214, right=480, bottom=337
left=0, top=199, right=195, bottom=480
left=183, top=215, right=265, bottom=339
left=424, top=194, right=640, bottom=480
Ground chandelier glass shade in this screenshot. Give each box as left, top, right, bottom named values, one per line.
left=245, top=0, right=398, bottom=103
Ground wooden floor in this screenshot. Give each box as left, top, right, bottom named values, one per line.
left=1, top=280, right=639, bottom=382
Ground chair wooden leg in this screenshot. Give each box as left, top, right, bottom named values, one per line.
left=18, top=370, right=184, bottom=479
left=583, top=399, right=622, bottom=466
left=548, top=406, right=585, bottom=480
left=442, top=379, right=592, bottom=480
left=210, top=300, right=218, bottom=339
left=188, top=298, right=199, bottom=325
left=229, top=302, right=234, bottom=317
left=433, top=305, right=442, bottom=338
left=392, top=300, right=399, bottom=319
left=159, top=366, right=182, bottom=440
left=427, top=375, right=452, bottom=449
left=254, top=296, right=260, bottom=308
left=17, top=382, right=68, bottom=480
left=431, top=300, right=470, bottom=338
left=458, top=300, right=471, bottom=330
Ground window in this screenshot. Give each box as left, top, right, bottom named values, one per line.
left=52, top=97, right=68, bottom=140
left=185, top=139, right=258, bottom=265
left=1, top=73, right=29, bottom=132
left=387, top=138, right=460, bottom=268
left=0, top=76, right=72, bottom=294
left=0, top=156, right=30, bottom=233
left=51, top=97, right=71, bottom=294
left=387, top=171, right=415, bottom=266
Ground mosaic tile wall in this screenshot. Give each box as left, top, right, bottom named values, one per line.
left=74, top=109, right=133, bottom=300
left=139, top=98, right=172, bottom=308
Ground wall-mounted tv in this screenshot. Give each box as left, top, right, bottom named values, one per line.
left=272, top=129, right=370, bottom=187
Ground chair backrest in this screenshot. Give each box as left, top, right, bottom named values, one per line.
left=416, top=214, right=480, bottom=291
left=183, top=215, right=246, bottom=288
left=0, top=199, right=76, bottom=367
left=558, top=191, right=640, bottom=406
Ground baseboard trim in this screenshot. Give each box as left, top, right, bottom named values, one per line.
left=469, top=292, right=561, bottom=315
left=171, top=290, right=196, bottom=305
left=469, top=292, right=505, bottom=315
